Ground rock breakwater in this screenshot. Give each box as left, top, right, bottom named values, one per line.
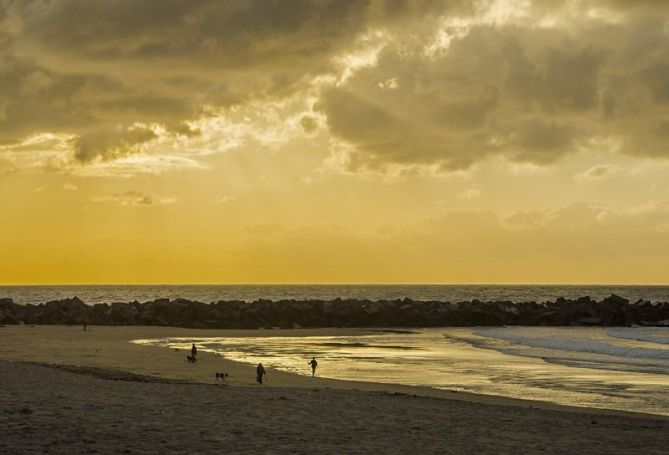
left=1, top=295, right=668, bottom=329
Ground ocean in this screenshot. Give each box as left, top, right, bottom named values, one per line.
left=135, top=326, right=669, bottom=416
left=2, top=284, right=669, bottom=305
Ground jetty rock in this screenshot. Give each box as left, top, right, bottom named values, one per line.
left=0, top=295, right=668, bottom=329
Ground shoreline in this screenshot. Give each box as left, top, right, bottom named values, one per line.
left=0, top=324, right=666, bottom=421
left=3, top=325, right=669, bottom=454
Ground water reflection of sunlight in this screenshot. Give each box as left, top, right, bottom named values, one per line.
left=134, top=327, right=669, bottom=416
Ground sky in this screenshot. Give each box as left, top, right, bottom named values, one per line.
left=1, top=0, right=669, bottom=284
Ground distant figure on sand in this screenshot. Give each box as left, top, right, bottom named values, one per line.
left=308, top=357, right=318, bottom=377
left=191, top=343, right=197, bottom=359
left=256, top=363, right=267, bottom=384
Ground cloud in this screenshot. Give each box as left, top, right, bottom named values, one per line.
left=432, top=200, right=669, bottom=256
left=3, top=1, right=443, bottom=138
left=229, top=200, right=669, bottom=282
left=377, top=77, right=399, bottom=90
left=92, top=191, right=176, bottom=206
left=574, top=164, right=621, bottom=182
left=71, top=126, right=158, bottom=163
left=0, top=0, right=393, bottom=171
left=300, top=115, right=319, bottom=134
left=318, top=1, right=669, bottom=173
left=18, top=1, right=370, bottom=69
left=318, top=26, right=591, bottom=171
left=1, top=0, right=668, bottom=177
left=456, top=188, right=481, bottom=200
left=212, top=196, right=237, bottom=205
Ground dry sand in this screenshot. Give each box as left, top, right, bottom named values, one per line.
left=1, top=325, right=667, bottom=454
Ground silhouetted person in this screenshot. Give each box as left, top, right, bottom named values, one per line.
left=308, top=357, right=318, bottom=377
left=191, top=343, right=197, bottom=359
left=256, top=363, right=267, bottom=384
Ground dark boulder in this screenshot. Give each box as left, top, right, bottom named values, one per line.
left=0, top=294, right=667, bottom=328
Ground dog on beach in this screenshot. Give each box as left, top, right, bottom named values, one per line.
left=186, top=355, right=197, bottom=363
left=215, top=372, right=229, bottom=380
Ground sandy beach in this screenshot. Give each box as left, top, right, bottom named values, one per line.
left=1, top=325, right=668, bottom=454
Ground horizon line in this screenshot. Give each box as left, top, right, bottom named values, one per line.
left=2, top=283, right=669, bottom=287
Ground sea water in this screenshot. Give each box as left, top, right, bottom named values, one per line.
left=3, top=284, right=669, bottom=305
left=135, top=326, right=669, bottom=416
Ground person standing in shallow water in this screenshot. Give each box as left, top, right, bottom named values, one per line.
left=191, top=343, right=197, bottom=359
left=256, top=363, right=267, bottom=384
left=308, top=357, right=318, bottom=378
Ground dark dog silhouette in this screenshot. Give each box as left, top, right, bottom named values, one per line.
left=186, top=355, right=197, bottom=363
left=215, top=372, right=229, bottom=380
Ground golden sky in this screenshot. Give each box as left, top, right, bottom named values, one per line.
left=2, top=0, right=669, bottom=284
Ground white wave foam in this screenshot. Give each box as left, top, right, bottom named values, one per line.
left=473, top=327, right=669, bottom=361
left=606, top=327, right=669, bottom=346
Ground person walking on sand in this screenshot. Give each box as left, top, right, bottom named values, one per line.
left=308, top=357, right=318, bottom=378
left=256, top=363, right=267, bottom=384
left=191, top=343, right=197, bottom=359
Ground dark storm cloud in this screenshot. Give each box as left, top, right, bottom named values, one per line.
left=319, top=3, right=669, bottom=171
left=300, top=115, right=319, bottom=134
left=0, top=0, right=386, bottom=161
left=2, top=0, right=481, bottom=163
left=1, top=0, right=668, bottom=169
left=19, top=0, right=368, bottom=68
left=71, top=127, right=157, bottom=163
left=320, top=24, right=593, bottom=170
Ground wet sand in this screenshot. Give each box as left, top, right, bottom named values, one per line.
left=0, top=325, right=667, bottom=454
